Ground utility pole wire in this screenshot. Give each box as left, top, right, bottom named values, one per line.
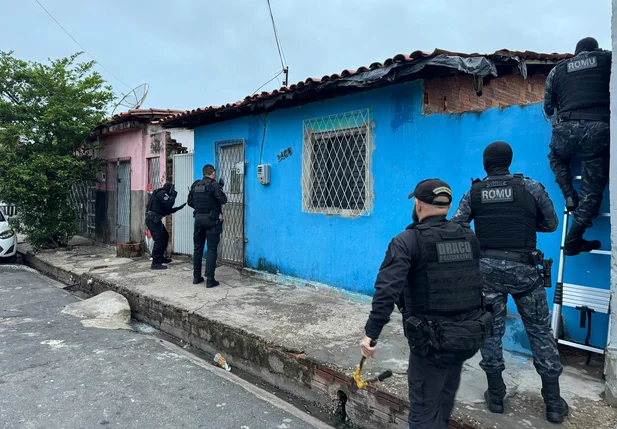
left=34, top=0, right=132, bottom=90
left=265, top=0, right=289, bottom=86
left=252, top=70, right=284, bottom=96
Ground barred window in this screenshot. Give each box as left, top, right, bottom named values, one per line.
left=301, top=109, right=372, bottom=217
left=147, top=157, right=161, bottom=192
left=229, top=167, right=242, bottom=194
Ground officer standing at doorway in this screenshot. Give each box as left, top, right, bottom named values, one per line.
left=361, top=178, right=491, bottom=429
left=146, top=182, right=186, bottom=270
left=544, top=37, right=611, bottom=256
left=452, top=141, right=568, bottom=423
left=187, top=164, right=227, bottom=286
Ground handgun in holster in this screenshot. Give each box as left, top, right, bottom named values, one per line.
left=478, top=310, right=494, bottom=337
left=403, top=314, right=431, bottom=355
left=541, top=258, right=553, bottom=288
left=531, top=250, right=553, bottom=288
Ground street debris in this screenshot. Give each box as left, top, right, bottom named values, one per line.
left=214, top=353, right=231, bottom=371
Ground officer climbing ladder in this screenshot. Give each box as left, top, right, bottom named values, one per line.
left=551, top=174, right=612, bottom=362
left=545, top=36, right=612, bottom=364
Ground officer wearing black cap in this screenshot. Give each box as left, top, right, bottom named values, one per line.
left=362, top=178, right=491, bottom=429
left=453, top=141, right=567, bottom=423
left=544, top=37, right=611, bottom=255
left=187, top=164, right=227, bottom=286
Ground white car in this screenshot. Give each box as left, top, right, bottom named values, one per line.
left=0, top=210, right=17, bottom=262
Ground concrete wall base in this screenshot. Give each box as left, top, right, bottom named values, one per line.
left=19, top=250, right=484, bottom=429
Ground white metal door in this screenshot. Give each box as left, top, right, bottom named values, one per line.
left=172, top=153, right=194, bottom=255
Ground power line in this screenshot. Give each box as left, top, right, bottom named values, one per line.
left=252, top=70, right=284, bottom=95
left=265, top=0, right=289, bottom=86
left=34, top=0, right=132, bottom=90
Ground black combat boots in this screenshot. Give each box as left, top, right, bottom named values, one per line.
left=484, top=372, right=506, bottom=414
left=541, top=376, right=569, bottom=423
left=564, top=222, right=601, bottom=256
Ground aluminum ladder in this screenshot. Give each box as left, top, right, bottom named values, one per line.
left=551, top=175, right=611, bottom=360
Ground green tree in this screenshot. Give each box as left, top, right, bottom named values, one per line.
left=0, top=51, right=114, bottom=249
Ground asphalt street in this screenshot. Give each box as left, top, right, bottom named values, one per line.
left=0, top=264, right=333, bottom=429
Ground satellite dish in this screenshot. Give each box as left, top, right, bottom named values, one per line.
left=111, top=83, right=149, bottom=115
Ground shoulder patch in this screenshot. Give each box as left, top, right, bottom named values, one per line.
left=566, top=56, right=598, bottom=73
left=163, top=194, right=170, bottom=201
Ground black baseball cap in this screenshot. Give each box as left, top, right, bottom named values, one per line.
left=407, top=178, right=453, bottom=206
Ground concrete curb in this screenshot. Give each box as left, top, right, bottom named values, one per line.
left=19, top=249, right=482, bottom=429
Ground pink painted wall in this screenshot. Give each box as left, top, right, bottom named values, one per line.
left=97, top=127, right=166, bottom=191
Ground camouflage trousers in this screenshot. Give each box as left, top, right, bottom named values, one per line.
left=479, top=258, right=563, bottom=378
left=548, top=120, right=610, bottom=229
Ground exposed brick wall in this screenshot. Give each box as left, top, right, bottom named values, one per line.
left=423, top=73, right=548, bottom=114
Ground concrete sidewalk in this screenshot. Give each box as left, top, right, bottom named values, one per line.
left=16, top=237, right=617, bottom=429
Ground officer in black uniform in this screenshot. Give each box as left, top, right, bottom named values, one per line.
left=452, top=141, right=567, bottom=424
left=146, top=182, right=186, bottom=270
left=362, top=178, right=491, bottom=429
left=187, top=164, right=227, bottom=286
left=544, top=37, right=611, bottom=255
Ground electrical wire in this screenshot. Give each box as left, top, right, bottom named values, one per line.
left=265, top=0, right=287, bottom=70
left=34, top=0, right=132, bottom=90
left=258, top=113, right=269, bottom=164
left=251, top=70, right=284, bottom=95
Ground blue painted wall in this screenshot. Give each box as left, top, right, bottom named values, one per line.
left=193, top=80, right=610, bottom=354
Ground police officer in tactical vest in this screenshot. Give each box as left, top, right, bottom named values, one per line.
left=544, top=37, right=611, bottom=256
left=453, top=141, right=568, bottom=423
left=146, top=182, right=186, bottom=270
left=362, top=178, right=491, bottom=429
left=187, top=164, right=227, bottom=286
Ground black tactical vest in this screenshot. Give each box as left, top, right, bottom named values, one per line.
left=405, top=221, right=483, bottom=317
left=470, top=175, right=537, bottom=252
left=553, top=51, right=611, bottom=116
left=148, top=188, right=168, bottom=215
left=191, top=178, right=219, bottom=215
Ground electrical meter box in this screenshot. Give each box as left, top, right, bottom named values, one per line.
left=257, top=164, right=270, bottom=185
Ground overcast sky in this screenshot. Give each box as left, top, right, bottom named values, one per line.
left=2, top=1, right=612, bottom=112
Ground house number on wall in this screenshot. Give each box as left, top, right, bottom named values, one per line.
left=277, top=147, right=292, bottom=162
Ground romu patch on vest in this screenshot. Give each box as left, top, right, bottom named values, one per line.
left=566, top=56, right=598, bottom=73
left=480, top=186, right=514, bottom=203
left=436, top=240, right=473, bottom=263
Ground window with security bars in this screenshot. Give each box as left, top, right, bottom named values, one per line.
left=147, top=157, right=161, bottom=192
left=301, top=110, right=372, bottom=216
left=229, top=168, right=242, bottom=194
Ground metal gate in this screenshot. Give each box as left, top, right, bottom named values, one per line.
left=0, top=203, right=17, bottom=218
left=172, top=153, right=194, bottom=255
left=116, top=161, right=131, bottom=243
left=216, top=139, right=245, bottom=266
left=68, top=181, right=96, bottom=237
